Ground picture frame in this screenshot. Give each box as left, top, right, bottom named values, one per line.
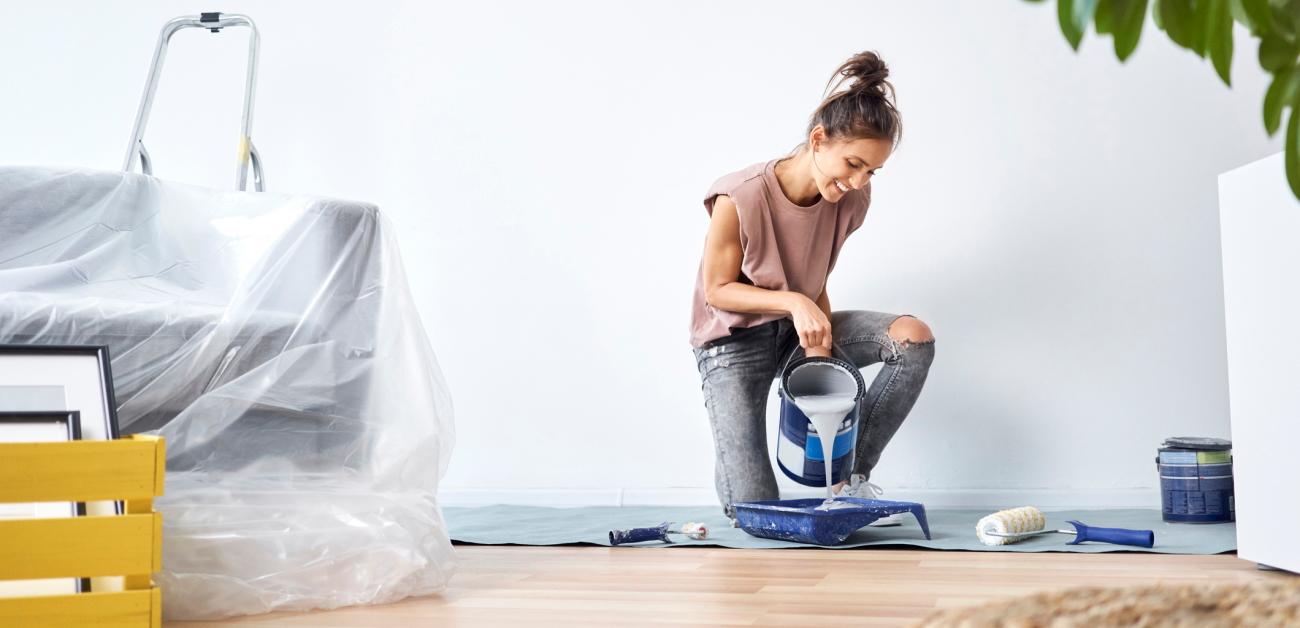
left=0, top=345, right=122, bottom=509
left=0, top=345, right=124, bottom=593
left=0, top=345, right=120, bottom=443
left=0, top=410, right=91, bottom=595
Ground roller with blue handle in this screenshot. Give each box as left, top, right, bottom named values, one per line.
left=609, top=522, right=708, bottom=546
left=976, top=506, right=1155, bottom=548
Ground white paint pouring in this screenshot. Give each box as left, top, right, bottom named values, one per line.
left=791, top=393, right=859, bottom=511
left=777, top=352, right=866, bottom=509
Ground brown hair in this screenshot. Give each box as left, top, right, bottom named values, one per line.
left=806, top=51, right=902, bottom=147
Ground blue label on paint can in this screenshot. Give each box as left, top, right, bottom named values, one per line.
left=1162, top=477, right=1201, bottom=490
left=1158, top=464, right=1199, bottom=478
left=1200, top=476, right=1234, bottom=491
left=1164, top=490, right=1233, bottom=517
left=1199, top=462, right=1234, bottom=475
left=802, top=424, right=855, bottom=461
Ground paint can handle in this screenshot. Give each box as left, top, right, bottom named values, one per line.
left=781, top=340, right=855, bottom=374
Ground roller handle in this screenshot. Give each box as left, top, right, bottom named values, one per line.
left=1065, top=520, right=1155, bottom=548
left=609, top=523, right=671, bottom=546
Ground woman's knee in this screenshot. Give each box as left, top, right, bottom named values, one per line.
left=888, top=315, right=935, bottom=347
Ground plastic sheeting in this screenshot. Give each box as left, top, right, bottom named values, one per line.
left=0, top=166, right=457, bottom=619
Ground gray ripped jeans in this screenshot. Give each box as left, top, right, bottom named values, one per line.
left=692, top=311, right=935, bottom=518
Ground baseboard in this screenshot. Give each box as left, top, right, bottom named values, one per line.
left=439, top=486, right=1162, bottom=511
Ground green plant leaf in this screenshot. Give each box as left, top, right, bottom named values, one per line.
left=1259, top=33, right=1296, bottom=70
left=1109, top=0, right=1150, bottom=59
left=1098, top=0, right=1118, bottom=32
left=1206, top=0, right=1235, bottom=84
left=1269, top=0, right=1297, bottom=39
left=1285, top=104, right=1300, bottom=199
left=1264, top=67, right=1300, bottom=133
left=1060, top=0, right=1083, bottom=48
left=1060, top=0, right=1101, bottom=48
left=1157, top=0, right=1201, bottom=51
left=1232, top=0, right=1273, bottom=34
left=1191, top=0, right=1214, bottom=56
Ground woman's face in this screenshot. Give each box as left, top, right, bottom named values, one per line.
left=810, top=130, right=893, bottom=203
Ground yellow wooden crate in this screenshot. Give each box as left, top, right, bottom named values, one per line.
left=0, top=434, right=164, bottom=628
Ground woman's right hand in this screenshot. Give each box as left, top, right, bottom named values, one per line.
left=785, top=292, right=832, bottom=351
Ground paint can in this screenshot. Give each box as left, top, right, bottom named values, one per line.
left=1156, top=436, right=1234, bottom=523
left=775, top=347, right=866, bottom=487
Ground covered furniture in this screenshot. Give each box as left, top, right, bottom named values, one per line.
left=0, top=166, right=456, bottom=619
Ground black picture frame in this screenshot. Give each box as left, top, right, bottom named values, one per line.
left=0, top=345, right=119, bottom=441
left=0, top=410, right=91, bottom=594
left=0, top=344, right=125, bottom=593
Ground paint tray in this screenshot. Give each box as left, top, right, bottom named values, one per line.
left=732, top=497, right=931, bottom=546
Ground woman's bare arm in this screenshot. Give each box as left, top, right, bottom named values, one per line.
left=701, top=195, right=798, bottom=314
left=805, top=288, right=834, bottom=357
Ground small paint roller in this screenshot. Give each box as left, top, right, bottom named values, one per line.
left=976, top=506, right=1155, bottom=548
left=609, top=522, right=708, bottom=546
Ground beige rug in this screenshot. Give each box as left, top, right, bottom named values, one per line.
left=917, top=578, right=1300, bottom=627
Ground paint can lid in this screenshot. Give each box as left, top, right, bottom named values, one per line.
left=1160, top=436, right=1231, bottom=451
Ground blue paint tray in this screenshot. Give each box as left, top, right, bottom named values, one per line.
left=732, top=497, right=931, bottom=546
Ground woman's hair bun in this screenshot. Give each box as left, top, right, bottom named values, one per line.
left=828, top=50, right=893, bottom=100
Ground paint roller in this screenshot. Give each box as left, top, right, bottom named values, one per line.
left=976, top=506, right=1155, bottom=548
left=608, top=522, right=709, bottom=546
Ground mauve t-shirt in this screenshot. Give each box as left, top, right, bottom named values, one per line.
left=688, top=158, right=870, bottom=348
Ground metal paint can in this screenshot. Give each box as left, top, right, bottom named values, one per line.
left=775, top=348, right=866, bottom=488
left=1156, top=436, right=1234, bottom=523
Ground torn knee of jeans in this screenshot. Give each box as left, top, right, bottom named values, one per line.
left=881, top=335, right=934, bottom=364
left=887, top=316, right=936, bottom=350
left=893, top=336, right=936, bottom=350
left=879, top=338, right=903, bottom=364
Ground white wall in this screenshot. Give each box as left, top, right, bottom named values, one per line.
left=0, top=1, right=1281, bottom=508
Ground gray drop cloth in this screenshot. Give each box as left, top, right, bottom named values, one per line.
left=445, top=506, right=1236, bottom=554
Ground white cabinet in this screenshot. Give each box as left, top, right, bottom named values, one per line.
left=1217, top=152, right=1300, bottom=573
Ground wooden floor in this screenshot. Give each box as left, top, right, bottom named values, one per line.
left=166, top=545, right=1286, bottom=627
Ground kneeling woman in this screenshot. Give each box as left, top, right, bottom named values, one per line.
left=689, top=51, right=936, bottom=520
